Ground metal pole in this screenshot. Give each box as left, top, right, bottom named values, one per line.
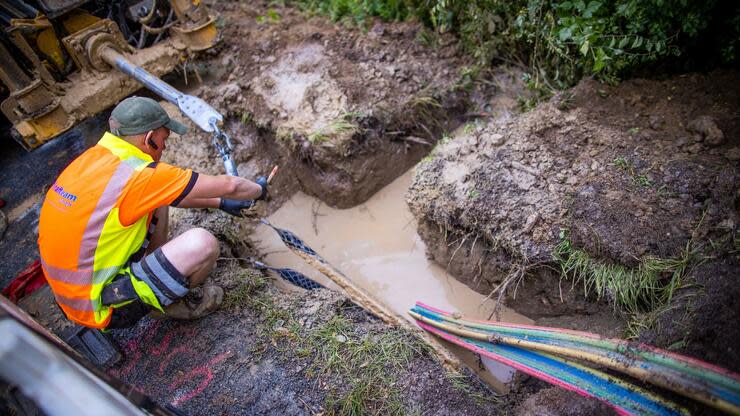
left=99, top=46, right=181, bottom=104
left=98, top=45, right=237, bottom=176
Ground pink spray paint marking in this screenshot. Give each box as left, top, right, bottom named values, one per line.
left=150, top=326, right=197, bottom=356
left=113, top=320, right=163, bottom=378
left=169, top=351, right=233, bottom=406
left=110, top=321, right=232, bottom=407
left=159, top=345, right=192, bottom=376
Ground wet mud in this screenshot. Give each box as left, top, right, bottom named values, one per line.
left=252, top=169, right=533, bottom=389
left=188, top=1, right=471, bottom=208
left=109, top=209, right=507, bottom=415
left=407, top=71, right=740, bottom=373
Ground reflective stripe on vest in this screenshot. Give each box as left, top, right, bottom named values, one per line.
left=39, top=133, right=153, bottom=328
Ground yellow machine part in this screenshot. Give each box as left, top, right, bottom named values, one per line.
left=14, top=105, right=73, bottom=149
left=2, top=1, right=219, bottom=149
left=62, top=10, right=101, bottom=35
left=36, top=27, right=66, bottom=73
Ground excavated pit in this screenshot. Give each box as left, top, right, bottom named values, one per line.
left=189, top=2, right=471, bottom=208
left=250, top=169, right=534, bottom=391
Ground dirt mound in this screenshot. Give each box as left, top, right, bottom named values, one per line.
left=407, top=71, right=739, bottom=333
left=183, top=2, right=470, bottom=208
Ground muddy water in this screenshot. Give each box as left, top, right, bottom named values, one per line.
left=252, top=170, right=532, bottom=389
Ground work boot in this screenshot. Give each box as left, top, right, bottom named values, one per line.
left=151, top=285, right=223, bottom=320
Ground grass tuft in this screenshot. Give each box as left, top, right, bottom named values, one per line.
left=223, top=271, right=268, bottom=309
left=446, top=372, right=499, bottom=406
left=553, top=232, right=698, bottom=315
left=301, top=314, right=426, bottom=415
left=612, top=156, right=655, bottom=188
left=308, top=113, right=363, bottom=144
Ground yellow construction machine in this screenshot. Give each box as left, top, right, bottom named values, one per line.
left=0, top=0, right=222, bottom=153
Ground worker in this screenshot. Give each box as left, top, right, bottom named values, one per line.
left=38, top=96, right=265, bottom=330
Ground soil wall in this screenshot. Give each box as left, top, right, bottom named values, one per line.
left=407, top=71, right=740, bottom=358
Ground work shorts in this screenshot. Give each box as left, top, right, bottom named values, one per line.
left=101, top=248, right=189, bottom=329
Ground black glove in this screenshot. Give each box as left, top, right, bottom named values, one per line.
left=255, top=176, right=268, bottom=201
left=219, top=198, right=254, bottom=217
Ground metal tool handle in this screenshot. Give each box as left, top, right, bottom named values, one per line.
left=100, top=46, right=237, bottom=176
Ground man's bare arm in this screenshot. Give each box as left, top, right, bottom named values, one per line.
left=174, top=197, right=221, bottom=209
left=176, top=174, right=262, bottom=207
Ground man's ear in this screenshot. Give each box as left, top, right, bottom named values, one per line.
left=145, top=130, right=159, bottom=150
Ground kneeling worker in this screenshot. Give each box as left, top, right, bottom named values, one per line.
left=38, top=96, right=263, bottom=329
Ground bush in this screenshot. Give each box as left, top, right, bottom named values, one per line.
left=292, top=0, right=739, bottom=87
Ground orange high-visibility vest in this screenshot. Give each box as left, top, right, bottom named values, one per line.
left=38, top=132, right=193, bottom=328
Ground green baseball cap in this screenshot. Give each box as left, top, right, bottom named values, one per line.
left=109, top=96, right=188, bottom=136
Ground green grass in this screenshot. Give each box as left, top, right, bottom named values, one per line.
left=612, top=157, right=655, bottom=189
left=446, top=372, right=499, bottom=406
left=241, top=111, right=253, bottom=125
left=223, top=271, right=268, bottom=309
left=325, top=378, right=406, bottom=416
left=553, top=231, right=698, bottom=315
left=300, top=315, right=426, bottom=415
left=308, top=113, right=363, bottom=144
left=462, top=121, right=479, bottom=134
left=256, top=8, right=282, bottom=24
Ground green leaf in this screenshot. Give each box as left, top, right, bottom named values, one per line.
left=584, top=1, right=601, bottom=18
left=559, top=27, right=573, bottom=41
left=632, top=36, right=643, bottom=48
left=593, top=48, right=608, bottom=72
left=267, top=9, right=281, bottom=22
left=580, top=40, right=590, bottom=56
left=558, top=1, right=573, bottom=11
left=619, top=37, right=629, bottom=48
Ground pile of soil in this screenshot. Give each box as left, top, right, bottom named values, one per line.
left=180, top=1, right=471, bottom=208
left=407, top=71, right=740, bottom=368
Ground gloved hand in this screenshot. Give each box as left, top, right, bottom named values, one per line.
left=219, top=198, right=254, bottom=217
left=255, top=176, right=268, bottom=201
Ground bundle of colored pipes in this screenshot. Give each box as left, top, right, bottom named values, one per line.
left=409, top=302, right=740, bottom=416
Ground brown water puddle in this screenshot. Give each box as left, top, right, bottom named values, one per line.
left=252, top=170, right=532, bottom=390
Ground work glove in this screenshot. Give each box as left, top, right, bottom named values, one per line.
left=255, top=176, right=268, bottom=201
left=219, top=198, right=254, bottom=217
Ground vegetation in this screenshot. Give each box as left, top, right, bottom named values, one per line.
left=612, top=156, right=654, bottom=188
left=229, top=267, right=437, bottom=415
left=552, top=229, right=698, bottom=315
left=309, top=315, right=419, bottom=415
left=293, top=0, right=739, bottom=89
left=308, top=112, right=363, bottom=144
left=446, top=371, right=499, bottom=406
left=223, top=270, right=268, bottom=309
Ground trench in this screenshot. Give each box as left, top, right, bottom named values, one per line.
left=250, top=168, right=533, bottom=391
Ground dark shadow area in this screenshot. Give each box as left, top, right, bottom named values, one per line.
left=0, top=112, right=109, bottom=286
